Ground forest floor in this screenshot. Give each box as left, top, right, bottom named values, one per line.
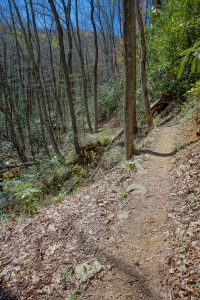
left=0, top=117, right=199, bottom=300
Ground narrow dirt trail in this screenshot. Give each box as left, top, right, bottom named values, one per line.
left=85, top=123, right=177, bottom=299
left=0, top=123, right=178, bottom=300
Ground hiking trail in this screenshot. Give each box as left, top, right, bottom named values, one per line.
left=0, top=122, right=178, bottom=300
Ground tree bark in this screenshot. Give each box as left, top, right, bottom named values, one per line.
left=136, top=0, right=153, bottom=128
left=29, top=0, right=63, bottom=158
left=61, top=0, right=73, bottom=74
left=90, top=0, right=99, bottom=132
left=123, top=0, right=137, bottom=160
left=74, top=0, right=93, bottom=133
left=10, top=0, right=63, bottom=158
left=48, top=0, right=80, bottom=154
left=0, top=60, right=27, bottom=162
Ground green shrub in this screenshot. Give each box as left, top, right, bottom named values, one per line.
left=187, top=80, right=200, bottom=99
left=147, top=0, right=200, bottom=100
left=72, top=164, right=87, bottom=183
left=3, top=179, right=42, bottom=215
left=98, top=76, right=124, bottom=121
left=1, top=155, right=68, bottom=215
left=68, top=293, right=77, bottom=300
left=1, top=151, right=92, bottom=217
left=59, top=269, right=74, bottom=286
left=101, top=147, right=123, bottom=170
left=178, top=40, right=200, bottom=79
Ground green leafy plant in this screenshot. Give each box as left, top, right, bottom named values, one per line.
left=54, top=192, right=67, bottom=203
left=98, top=76, right=124, bottom=121
left=178, top=40, right=200, bottom=79
left=119, top=191, right=127, bottom=200
left=178, top=242, right=186, bottom=254
left=125, top=161, right=136, bottom=171
left=191, top=196, right=198, bottom=207
left=194, top=274, right=200, bottom=293
left=187, top=80, right=200, bottom=98
left=101, top=147, right=123, bottom=170
left=68, top=293, right=77, bottom=300
left=147, top=0, right=200, bottom=101
left=72, top=164, right=87, bottom=183
left=83, top=265, right=88, bottom=276
left=195, top=283, right=200, bottom=293
left=0, top=209, right=6, bottom=222
left=3, top=179, right=41, bottom=215
left=60, top=269, right=74, bottom=286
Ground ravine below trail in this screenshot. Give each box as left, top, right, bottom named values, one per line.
left=0, top=122, right=195, bottom=299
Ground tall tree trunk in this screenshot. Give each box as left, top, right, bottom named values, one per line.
left=48, top=0, right=80, bottom=154
left=136, top=0, right=153, bottom=128
left=74, top=0, right=93, bottom=133
left=29, top=0, right=63, bottom=158
left=90, top=0, right=99, bottom=132
left=97, top=0, right=110, bottom=79
left=10, top=0, right=62, bottom=158
left=61, top=0, right=73, bottom=74
left=123, top=0, right=137, bottom=160
left=47, top=31, right=67, bottom=132
left=26, top=69, right=35, bottom=160
left=116, top=0, right=123, bottom=36
left=36, top=91, right=50, bottom=156
left=0, top=60, right=27, bottom=162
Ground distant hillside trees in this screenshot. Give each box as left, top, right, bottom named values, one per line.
left=0, top=0, right=121, bottom=161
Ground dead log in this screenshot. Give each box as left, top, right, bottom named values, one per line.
left=66, top=128, right=125, bottom=191
left=88, top=128, right=124, bottom=180
left=106, top=128, right=124, bottom=149
left=0, top=161, right=34, bottom=171
left=151, top=91, right=176, bottom=115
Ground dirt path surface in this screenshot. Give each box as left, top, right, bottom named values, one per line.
left=84, top=123, right=177, bottom=300
left=0, top=123, right=178, bottom=300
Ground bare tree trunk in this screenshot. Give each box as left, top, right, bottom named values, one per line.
left=123, top=0, right=137, bottom=160
left=0, top=60, right=27, bottom=162
left=48, top=0, right=80, bottom=154
left=36, top=91, right=50, bottom=156
left=74, top=0, right=93, bottom=133
left=46, top=28, right=67, bottom=133
left=136, top=0, right=153, bottom=128
left=97, top=0, right=110, bottom=79
left=90, top=0, right=99, bottom=132
left=10, top=0, right=62, bottom=158
left=61, top=0, right=73, bottom=74
left=26, top=66, right=35, bottom=160
left=29, top=0, right=63, bottom=158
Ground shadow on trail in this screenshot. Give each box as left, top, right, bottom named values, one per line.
left=73, top=226, right=163, bottom=300
left=0, top=284, right=18, bottom=300
left=1, top=222, right=163, bottom=300
left=136, top=138, right=200, bottom=157
left=158, top=115, right=174, bottom=126
left=137, top=149, right=177, bottom=157
left=137, top=138, right=200, bottom=158
left=97, top=250, right=162, bottom=299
